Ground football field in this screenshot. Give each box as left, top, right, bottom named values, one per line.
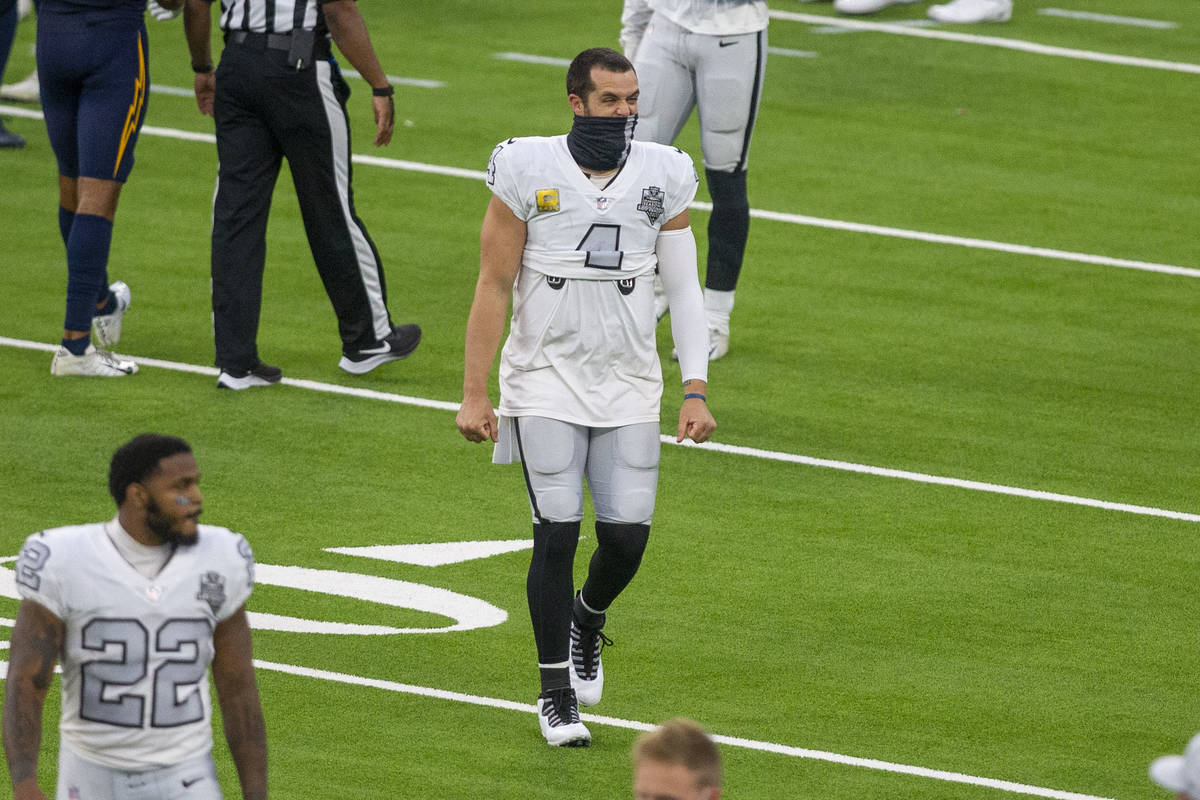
left=1, top=1, right=1198, bottom=798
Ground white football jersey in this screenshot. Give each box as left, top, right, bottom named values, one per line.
left=13, top=520, right=255, bottom=770
left=486, top=135, right=699, bottom=427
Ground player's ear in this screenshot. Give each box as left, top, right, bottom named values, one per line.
left=126, top=482, right=149, bottom=508
left=568, top=92, right=587, bottom=116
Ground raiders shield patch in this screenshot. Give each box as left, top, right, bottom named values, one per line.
left=197, top=571, right=227, bottom=614
left=536, top=189, right=560, bottom=213
left=637, top=186, right=665, bottom=223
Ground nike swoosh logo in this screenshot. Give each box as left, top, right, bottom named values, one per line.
left=182, top=777, right=205, bottom=788
left=719, top=40, right=738, bottom=47
left=358, top=343, right=391, bottom=355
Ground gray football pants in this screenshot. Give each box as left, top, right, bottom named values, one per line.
left=57, top=746, right=222, bottom=800
left=513, top=417, right=661, bottom=525
left=633, top=12, right=767, bottom=173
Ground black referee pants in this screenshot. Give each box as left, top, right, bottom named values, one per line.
left=211, top=37, right=393, bottom=371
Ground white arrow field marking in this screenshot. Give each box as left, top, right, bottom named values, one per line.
left=326, top=540, right=534, bottom=567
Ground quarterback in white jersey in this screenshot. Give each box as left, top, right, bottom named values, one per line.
left=3, top=435, right=267, bottom=800
left=457, top=48, right=716, bottom=749
left=486, top=132, right=698, bottom=428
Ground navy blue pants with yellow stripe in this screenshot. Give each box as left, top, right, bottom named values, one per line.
left=37, top=8, right=147, bottom=336
left=37, top=9, right=147, bottom=182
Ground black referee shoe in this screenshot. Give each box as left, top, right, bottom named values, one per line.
left=339, top=323, right=421, bottom=375
left=217, top=361, right=283, bottom=390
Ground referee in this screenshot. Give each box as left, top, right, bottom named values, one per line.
left=183, top=0, right=421, bottom=389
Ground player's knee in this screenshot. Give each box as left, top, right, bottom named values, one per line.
left=595, top=521, right=650, bottom=565
left=534, top=487, right=584, bottom=523
left=598, top=487, right=656, bottom=526
left=533, top=521, right=582, bottom=559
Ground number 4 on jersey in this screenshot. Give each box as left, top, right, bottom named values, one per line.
left=576, top=224, right=622, bottom=270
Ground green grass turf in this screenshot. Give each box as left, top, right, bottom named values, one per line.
left=2, top=1, right=1199, bottom=798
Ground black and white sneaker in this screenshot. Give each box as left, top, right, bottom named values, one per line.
left=569, top=619, right=611, bottom=707
left=217, top=361, right=283, bottom=390
left=536, top=688, right=590, bottom=747
left=338, top=323, right=421, bottom=375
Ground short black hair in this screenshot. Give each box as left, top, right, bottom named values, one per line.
left=566, top=47, right=634, bottom=101
left=109, top=434, right=193, bottom=506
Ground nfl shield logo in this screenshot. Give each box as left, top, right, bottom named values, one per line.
left=197, top=571, right=227, bottom=614
left=595, top=196, right=612, bottom=212
left=637, top=186, right=665, bottom=223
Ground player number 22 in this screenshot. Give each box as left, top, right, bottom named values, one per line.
left=80, top=618, right=213, bottom=728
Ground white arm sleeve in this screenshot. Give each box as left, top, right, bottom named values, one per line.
left=656, top=227, right=708, bottom=384
left=620, top=0, right=654, bottom=59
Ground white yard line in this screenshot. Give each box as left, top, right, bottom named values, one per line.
left=2, top=336, right=1195, bottom=524
left=0, top=654, right=1128, bottom=798
left=4, top=104, right=1193, bottom=280
left=768, top=10, right=1200, bottom=75
left=1036, top=9, right=1178, bottom=30
left=248, top=659, right=1131, bottom=800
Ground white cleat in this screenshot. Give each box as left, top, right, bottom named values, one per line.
left=569, top=619, right=610, bottom=707
left=833, top=0, right=920, bottom=14
left=51, top=345, right=138, bottom=377
left=536, top=689, right=591, bottom=747
left=707, top=326, right=729, bottom=361
left=927, top=0, right=1011, bottom=23
left=0, top=70, right=40, bottom=103
left=91, top=281, right=131, bottom=349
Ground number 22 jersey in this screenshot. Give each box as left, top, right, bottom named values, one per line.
left=486, top=135, right=699, bottom=427
left=13, top=521, right=254, bottom=770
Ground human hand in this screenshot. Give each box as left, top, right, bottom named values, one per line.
left=193, top=72, right=215, bottom=116
left=13, top=779, right=52, bottom=800
left=676, top=397, right=716, bottom=444
left=456, top=394, right=498, bottom=443
left=371, top=95, right=394, bottom=146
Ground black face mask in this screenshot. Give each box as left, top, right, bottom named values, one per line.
left=567, top=114, right=638, bottom=172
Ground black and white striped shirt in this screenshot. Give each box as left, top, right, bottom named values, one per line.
left=217, top=0, right=323, bottom=33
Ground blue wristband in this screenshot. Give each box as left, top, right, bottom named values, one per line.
left=683, top=392, right=706, bottom=403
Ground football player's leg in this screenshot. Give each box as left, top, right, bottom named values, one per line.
left=515, top=416, right=588, bottom=694
left=64, top=23, right=147, bottom=353
left=632, top=14, right=696, bottom=146
left=580, top=422, right=660, bottom=614
left=695, top=29, right=766, bottom=356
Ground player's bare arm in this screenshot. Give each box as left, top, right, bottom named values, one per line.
left=323, top=0, right=393, bottom=146
left=212, top=606, right=268, bottom=800
left=457, top=195, right=526, bottom=444
left=3, top=601, right=64, bottom=800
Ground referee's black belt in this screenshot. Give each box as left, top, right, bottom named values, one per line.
left=225, top=30, right=299, bottom=50
left=225, top=30, right=331, bottom=61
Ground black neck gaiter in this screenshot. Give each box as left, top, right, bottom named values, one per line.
left=566, top=114, right=638, bottom=172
